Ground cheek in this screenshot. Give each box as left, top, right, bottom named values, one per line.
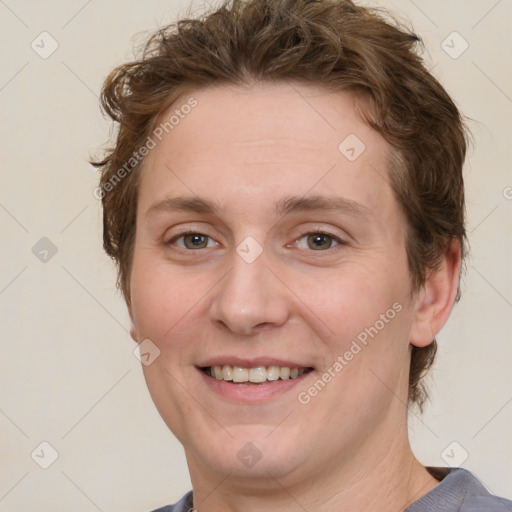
left=130, top=252, right=221, bottom=354
left=297, top=261, right=410, bottom=348
left=299, top=268, right=413, bottom=413
left=130, top=256, right=187, bottom=339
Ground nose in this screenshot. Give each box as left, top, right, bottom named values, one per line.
left=209, top=248, right=290, bottom=336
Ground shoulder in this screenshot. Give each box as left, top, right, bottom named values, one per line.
left=148, top=491, right=194, bottom=512
left=406, top=467, right=512, bottom=512
left=148, top=472, right=512, bottom=512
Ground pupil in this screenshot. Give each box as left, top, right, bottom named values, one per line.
left=309, top=234, right=330, bottom=250
left=187, top=234, right=206, bottom=248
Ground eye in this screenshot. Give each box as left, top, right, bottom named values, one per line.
left=166, top=230, right=218, bottom=250
left=294, top=230, right=345, bottom=251
left=165, top=229, right=346, bottom=252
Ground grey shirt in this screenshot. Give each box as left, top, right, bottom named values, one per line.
left=151, top=467, right=512, bottom=511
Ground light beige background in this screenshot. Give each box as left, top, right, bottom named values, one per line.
left=0, top=0, right=511, bottom=510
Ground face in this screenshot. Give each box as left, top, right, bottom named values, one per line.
left=128, top=82, right=421, bottom=485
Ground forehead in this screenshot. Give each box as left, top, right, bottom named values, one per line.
left=138, top=81, right=395, bottom=221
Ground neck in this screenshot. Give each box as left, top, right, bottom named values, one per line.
left=185, top=418, right=439, bottom=512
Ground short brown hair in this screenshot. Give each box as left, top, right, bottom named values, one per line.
left=92, top=0, right=468, bottom=411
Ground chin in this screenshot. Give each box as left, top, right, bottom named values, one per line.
left=201, top=449, right=304, bottom=483
left=187, top=426, right=309, bottom=481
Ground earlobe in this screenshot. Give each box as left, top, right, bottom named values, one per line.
left=410, top=239, right=462, bottom=348
left=129, top=318, right=139, bottom=344
left=126, top=295, right=139, bottom=344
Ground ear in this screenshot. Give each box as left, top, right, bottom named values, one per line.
left=410, top=239, right=462, bottom=347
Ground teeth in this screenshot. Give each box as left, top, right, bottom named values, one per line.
left=248, top=367, right=267, bottom=383
left=222, top=365, right=233, bottom=381
left=213, top=366, right=223, bottom=379
left=232, top=366, right=248, bottom=382
left=267, top=365, right=281, bottom=381
left=207, top=365, right=310, bottom=383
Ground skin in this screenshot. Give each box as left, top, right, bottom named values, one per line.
left=127, top=81, right=461, bottom=512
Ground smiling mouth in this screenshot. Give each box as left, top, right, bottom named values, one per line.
left=201, top=365, right=314, bottom=384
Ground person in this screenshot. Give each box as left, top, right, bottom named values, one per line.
left=92, top=0, right=512, bottom=510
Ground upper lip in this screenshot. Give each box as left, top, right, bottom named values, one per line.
left=197, top=356, right=314, bottom=369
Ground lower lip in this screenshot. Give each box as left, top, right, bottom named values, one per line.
left=197, top=368, right=313, bottom=403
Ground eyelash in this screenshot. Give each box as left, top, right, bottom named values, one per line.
left=165, top=228, right=347, bottom=253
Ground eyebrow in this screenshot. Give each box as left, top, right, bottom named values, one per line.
left=146, top=194, right=372, bottom=219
